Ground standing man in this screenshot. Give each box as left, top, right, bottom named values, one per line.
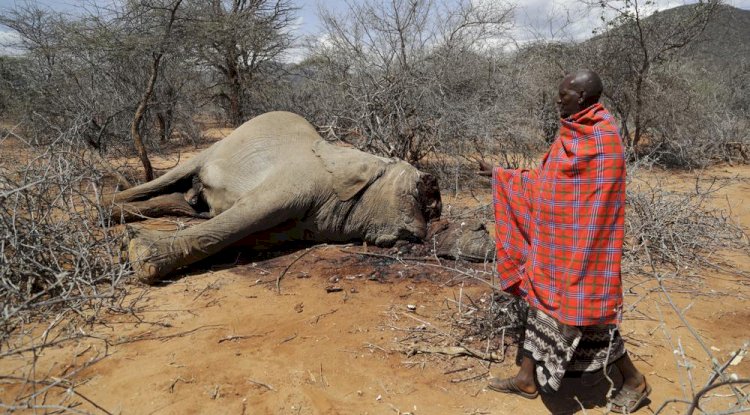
left=479, top=69, right=650, bottom=413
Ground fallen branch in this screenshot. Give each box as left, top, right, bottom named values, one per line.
left=114, top=324, right=224, bottom=345
left=393, top=343, right=504, bottom=363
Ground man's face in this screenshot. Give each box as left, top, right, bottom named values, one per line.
left=557, top=75, right=582, bottom=119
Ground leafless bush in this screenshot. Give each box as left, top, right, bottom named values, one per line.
left=582, top=0, right=722, bottom=150
left=452, top=290, right=527, bottom=347
left=0, top=1, right=234, bottom=182
left=637, top=62, right=750, bottom=168
left=306, top=0, right=515, bottom=166
left=184, top=0, right=298, bottom=127
left=623, top=162, right=748, bottom=272
left=0, top=124, right=129, bottom=347
left=288, top=1, right=567, bottom=192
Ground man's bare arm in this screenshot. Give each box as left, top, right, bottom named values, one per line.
left=478, top=159, right=493, bottom=177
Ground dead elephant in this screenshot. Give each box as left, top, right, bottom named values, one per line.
left=113, top=111, right=492, bottom=283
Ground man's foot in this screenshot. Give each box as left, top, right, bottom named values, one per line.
left=610, top=377, right=651, bottom=413
left=487, top=377, right=539, bottom=399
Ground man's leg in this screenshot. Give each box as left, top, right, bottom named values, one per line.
left=614, top=353, right=647, bottom=390
left=514, top=355, right=538, bottom=394
left=488, top=354, right=538, bottom=397
left=610, top=352, right=650, bottom=413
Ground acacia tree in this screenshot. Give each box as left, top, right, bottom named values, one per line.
left=187, top=0, right=298, bottom=126
left=0, top=5, right=65, bottom=141
left=0, top=1, right=205, bottom=183
left=127, top=0, right=184, bottom=181
left=585, top=0, right=721, bottom=151
left=309, top=0, right=514, bottom=164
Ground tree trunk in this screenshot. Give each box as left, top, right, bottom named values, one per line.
left=156, top=112, right=168, bottom=142
left=226, top=60, right=244, bottom=126
left=631, top=62, right=649, bottom=152
left=632, top=13, right=650, bottom=154
left=620, top=120, right=630, bottom=148
left=130, top=54, right=162, bottom=182
left=130, top=0, right=183, bottom=182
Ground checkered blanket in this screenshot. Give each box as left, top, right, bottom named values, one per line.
left=492, top=103, right=626, bottom=326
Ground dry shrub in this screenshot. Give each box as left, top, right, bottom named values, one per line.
left=635, top=63, right=750, bottom=169
left=453, top=290, right=528, bottom=348
left=0, top=125, right=128, bottom=345
left=623, top=161, right=748, bottom=273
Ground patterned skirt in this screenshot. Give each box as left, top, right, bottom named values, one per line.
left=521, top=306, right=626, bottom=393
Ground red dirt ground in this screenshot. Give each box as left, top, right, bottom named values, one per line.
left=1, top=147, right=748, bottom=414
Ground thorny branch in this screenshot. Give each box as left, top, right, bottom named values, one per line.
left=1, top=124, right=129, bottom=413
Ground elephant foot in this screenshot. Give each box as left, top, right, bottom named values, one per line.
left=127, top=236, right=173, bottom=284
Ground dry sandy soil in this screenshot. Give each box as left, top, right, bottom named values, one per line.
left=1, top=140, right=749, bottom=414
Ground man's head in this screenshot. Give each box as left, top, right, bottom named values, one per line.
left=557, top=69, right=603, bottom=118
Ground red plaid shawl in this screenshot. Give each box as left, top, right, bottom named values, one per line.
left=493, top=103, right=625, bottom=326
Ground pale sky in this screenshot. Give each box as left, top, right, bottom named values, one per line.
left=1, top=0, right=749, bottom=55
left=511, top=0, right=750, bottom=43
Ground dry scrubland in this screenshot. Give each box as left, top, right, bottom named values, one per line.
left=1, top=137, right=749, bottom=414
left=1, top=0, right=749, bottom=413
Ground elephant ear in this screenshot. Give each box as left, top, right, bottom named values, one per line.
left=313, top=140, right=389, bottom=201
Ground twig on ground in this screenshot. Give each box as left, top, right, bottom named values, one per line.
left=443, top=366, right=473, bottom=375
left=218, top=333, right=266, bottom=343
left=276, top=245, right=326, bottom=293
left=114, top=324, right=224, bottom=345
left=169, top=376, right=194, bottom=393
left=339, top=247, right=496, bottom=289
left=279, top=333, right=298, bottom=344
left=393, top=344, right=504, bottom=362
left=247, top=378, right=275, bottom=391
left=451, top=371, right=489, bottom=383
left=310, top=309, right=338, bottom=325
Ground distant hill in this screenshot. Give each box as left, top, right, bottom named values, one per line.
left=657, top=4, right=750, bottom=68
left=580, top=4, right=750, bottom=69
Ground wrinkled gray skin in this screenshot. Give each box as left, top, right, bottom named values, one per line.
left=426, top=219, right=495, bottom=263
left=115, top=111, right=448, bottom=283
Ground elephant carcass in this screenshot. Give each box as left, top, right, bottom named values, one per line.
left=113, top=111, right=443, bottom=283
left=425, top=219, right=495, bottom=262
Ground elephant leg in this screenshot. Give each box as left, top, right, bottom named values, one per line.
left=111, top=192, right=210, bottom=223
left=127, top=191, right=304, bottom=283
left=113, top=150, right=209, bottom=203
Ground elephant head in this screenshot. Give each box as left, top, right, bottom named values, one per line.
left=353, top=164, right=442, bottom=246
left=313, top=140, right=442, bottom=247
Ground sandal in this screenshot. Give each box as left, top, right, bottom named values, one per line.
left=610, top=379, right=652, bottom=413
left=487, top=377, right=539, bottom=399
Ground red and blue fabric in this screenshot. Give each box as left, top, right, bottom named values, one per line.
left=493, top=103, right=626, bottom=326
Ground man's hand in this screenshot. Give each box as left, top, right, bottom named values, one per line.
left=478, top=159, right=493, bottom=177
